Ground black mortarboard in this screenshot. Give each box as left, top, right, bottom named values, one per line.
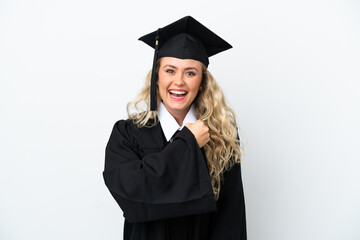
left=139, top=16, right=232, bottom=111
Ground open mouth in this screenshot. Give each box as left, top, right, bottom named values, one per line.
left=169, top=90, right=188, bottom=99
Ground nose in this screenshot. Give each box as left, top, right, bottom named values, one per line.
left=173, top=72, right=185, bottom=86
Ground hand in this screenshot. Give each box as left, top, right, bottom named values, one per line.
left=185, top=120, right=210, bottom=148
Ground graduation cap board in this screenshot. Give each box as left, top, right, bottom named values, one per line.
left=138, top=16, right=232, bottom=111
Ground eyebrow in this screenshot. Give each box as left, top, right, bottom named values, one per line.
left=163, top=65, right=199, bottom=72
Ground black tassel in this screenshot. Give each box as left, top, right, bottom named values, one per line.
left=150, top=29, right=160, bottom=111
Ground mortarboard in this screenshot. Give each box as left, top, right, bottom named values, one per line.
left=139, top=16, right=232, bottom=111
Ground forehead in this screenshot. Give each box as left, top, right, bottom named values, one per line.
left=159, top=57, right=203, bottom=69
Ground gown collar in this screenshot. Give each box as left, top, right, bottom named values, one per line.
left=158, top=101, right=197, bottom=141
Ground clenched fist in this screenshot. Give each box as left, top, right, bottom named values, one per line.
left=185, top=120, right=210, bottom=148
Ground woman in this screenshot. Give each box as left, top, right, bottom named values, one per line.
left=103, top=16, right=246, bottom=239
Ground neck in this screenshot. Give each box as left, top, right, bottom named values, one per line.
left=172, top=113, right=186, bottom=126
left=164, top=106, right=191, bottom=127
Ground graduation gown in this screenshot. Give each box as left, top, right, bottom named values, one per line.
left=103, top=119, right=246, bottom=239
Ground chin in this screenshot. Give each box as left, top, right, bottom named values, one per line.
left=165, top=102, right=191, bottom=112
left=169, top=105, right=189, bottom=112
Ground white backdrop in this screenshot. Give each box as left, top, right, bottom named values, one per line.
left=1, top=0, right=359, bottom=239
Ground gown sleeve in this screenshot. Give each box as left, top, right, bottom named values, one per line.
left=209, top=162, right=247, bottom=239
left=103, top=120, right=217, bottom=223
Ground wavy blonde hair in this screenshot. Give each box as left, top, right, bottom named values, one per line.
left=127, top=61, right=242, bottom=201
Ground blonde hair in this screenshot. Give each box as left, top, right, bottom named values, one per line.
left=127, top=61, right=242, bottom=201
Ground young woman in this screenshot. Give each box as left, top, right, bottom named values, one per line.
left=103, top=16, right=246, bottom=240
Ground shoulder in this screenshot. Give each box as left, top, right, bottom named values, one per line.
left=113, top=118, right=159, bottom=134
left=111, top=118, right=165, bottom=148
left=221, top=163, right=242, bottom=191
left=112, top=119, right=137, bottom=134
left=113, top=115, right=159, bottom=130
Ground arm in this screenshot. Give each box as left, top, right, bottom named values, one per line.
left=103, top=120, right=216, bottom=223
left=209, top=163, right=247, bottom=239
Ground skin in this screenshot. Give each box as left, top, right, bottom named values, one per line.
left=157, top=57, right=210, bottom=147
left=158, top=57, right=203, bottom=125
left=185, top=120, right=210, bottom=148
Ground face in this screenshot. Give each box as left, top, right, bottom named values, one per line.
left=157, top=57, right=203, bottom=118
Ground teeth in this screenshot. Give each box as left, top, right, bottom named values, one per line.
left=169, top=90, right=187, bottom=94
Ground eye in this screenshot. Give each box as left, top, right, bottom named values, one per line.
left=166, top=69, right=175, bottom=74
left=186, top=71, right=196, bottom=76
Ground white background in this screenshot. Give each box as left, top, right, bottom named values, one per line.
left=1, top=0, right=359, bottom=239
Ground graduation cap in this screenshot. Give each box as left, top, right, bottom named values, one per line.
left=139, top=16, right=232, bottom=111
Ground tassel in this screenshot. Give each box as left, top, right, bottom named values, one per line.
left=150, top=29, right=160, bottom=111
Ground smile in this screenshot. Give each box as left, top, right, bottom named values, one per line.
left=168, top=89, right=188, bottom=101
